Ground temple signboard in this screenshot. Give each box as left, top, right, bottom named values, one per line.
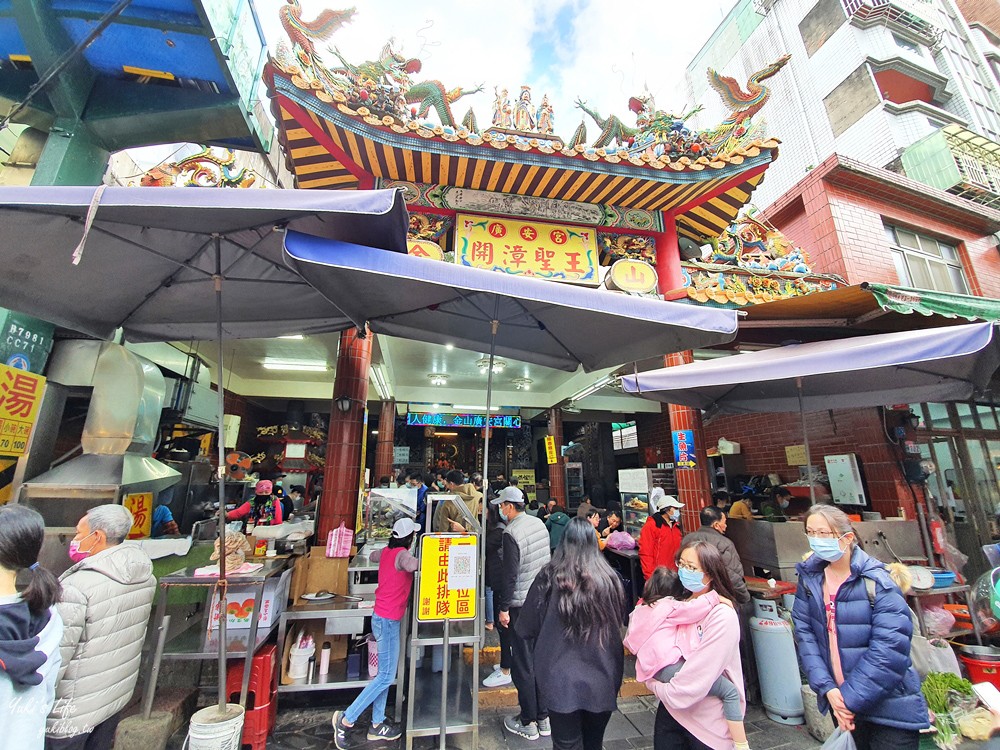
left=455, top=214, right=599, bottom=285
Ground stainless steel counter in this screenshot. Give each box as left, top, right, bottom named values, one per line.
left=727, top=518, right=928, bottom=582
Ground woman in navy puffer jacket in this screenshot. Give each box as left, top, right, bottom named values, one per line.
left=792, top=505, right=928, bottom=750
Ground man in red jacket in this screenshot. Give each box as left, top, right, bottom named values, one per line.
left=638, top=489, right=684, bottom=579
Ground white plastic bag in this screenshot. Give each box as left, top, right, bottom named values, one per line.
left=820, top=728, right=857, bottom=750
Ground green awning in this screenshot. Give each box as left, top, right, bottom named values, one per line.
left=862, top=283, right=1000, bottom=322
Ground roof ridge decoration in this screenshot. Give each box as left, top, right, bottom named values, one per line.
left=270, top=5, right=786, bottom=174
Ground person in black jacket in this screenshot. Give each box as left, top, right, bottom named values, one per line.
left=482, top=502, right=512, bottom=687
left=515, top=517, right=626, bottom=750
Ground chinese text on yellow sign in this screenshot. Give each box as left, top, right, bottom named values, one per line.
left=124, top=492, right=153, bottom=539
left=455, top=214, right=598, bottom=285
left=545, top=435, right=558, bottom=465
left=417, top=535, right=478, bottom=622
left=0, top=364, right=45, bottom=457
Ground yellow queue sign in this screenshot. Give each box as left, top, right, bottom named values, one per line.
left=417, top=534, right=478, bottom=622
left=0, top=364, right=45, bottom=457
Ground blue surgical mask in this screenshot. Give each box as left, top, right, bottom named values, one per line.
left=678, top=566, right=707, bottom=593
left=808, top=536, right=846, bottom=561
left=667, top=508, right=680, bottom=521
left=498, top=505, right=509, bottom=523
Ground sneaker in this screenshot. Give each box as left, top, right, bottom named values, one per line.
left=332, top=710, right=353, bottom=750
left=483, top=668, right=512, bottom=688
left=367, top=720, right=402, bottom=741
left=503, top=716, right=539, bottom=740
left=537, top=717, right=551, bottom=737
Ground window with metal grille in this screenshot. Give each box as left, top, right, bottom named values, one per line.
left=884, top=225, right=969, bottom=294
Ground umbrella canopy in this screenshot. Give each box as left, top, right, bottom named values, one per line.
left=0, top=186, right=408, bottom=341
left=621, top=323, right=1000, bottom=413
left=283, top=230, right=739, bottom=373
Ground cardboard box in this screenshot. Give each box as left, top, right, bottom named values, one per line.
left=289, top=546, right=350, bottom=602
left=207, top=568, right=292, bottom=630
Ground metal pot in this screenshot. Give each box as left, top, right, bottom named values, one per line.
left=958, top=644, right=1000, bottom=662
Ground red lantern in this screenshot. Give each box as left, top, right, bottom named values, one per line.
left=691, top=143, right=702, bottom=153
left=410, top=106, right=417, bottom=117
left=359, top=90, right=370, bottom=101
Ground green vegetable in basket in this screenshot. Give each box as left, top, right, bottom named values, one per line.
left=922, top=672, right=975, bottom=750
left=922, top=672, right=974, bottom=713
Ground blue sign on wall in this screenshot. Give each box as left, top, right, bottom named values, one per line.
left=672, top=429, right=696, bottom=469
left=407, top=412, right=521, bottom=429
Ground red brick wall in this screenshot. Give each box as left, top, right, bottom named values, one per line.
left=221, top=389, right=280, bottom=458
left=703, top=407, right=915, bottom=519
left=956, top=0, right=1000, bottom=37
left=764, top=160, right=1000, bottom=292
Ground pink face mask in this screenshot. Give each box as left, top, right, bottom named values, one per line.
left=68, top=532, right=97, bottom=563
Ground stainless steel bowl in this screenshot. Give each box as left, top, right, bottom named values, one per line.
left=959, top=645, right=1000, bottom=662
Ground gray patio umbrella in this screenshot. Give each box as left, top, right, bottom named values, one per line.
left=621, top=322, right=1000, bottom=500
left=0, top=185, right=408, bottom=713
left=283, top=228, right=741, bottom=634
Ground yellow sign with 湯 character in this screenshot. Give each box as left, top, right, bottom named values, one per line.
left=417, top=534, right=478, bottom=622
left=0, top=364, right=45, bottom=457
left=455, top=214, right=599, bottom=285
left=123, top=492, right=153, bottom=539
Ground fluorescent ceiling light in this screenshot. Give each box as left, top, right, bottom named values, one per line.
left=278, top=334, right=304, bottom=340
left=568, top=375, right=617, bottom=402
left=370, top=365, right=391, bottom=400
left=262, top=358, right=329, bottom=372
left=371, top=430, right=379, bottom=435
left=445, top=343, right=454, bottom=350
left=452, top=405, right=501, bottom=412
left=435, top=432, right=458, bottom=436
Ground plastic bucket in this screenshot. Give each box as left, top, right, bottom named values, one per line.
left=186, top=705, right=245, bottom=750
left=288, top=644, right=314, bottom=680
left=959, top=654, right=1000, bottom=689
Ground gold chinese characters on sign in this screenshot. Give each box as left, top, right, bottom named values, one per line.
left=407, top=239, right=445, bottom=261
left=608, top=259, right=658, bottom=294
left=417, top=535, right=478, bottom=622
left=0, top=364, right=45, bottom=457
left=455, top=214, right=598, bottom=285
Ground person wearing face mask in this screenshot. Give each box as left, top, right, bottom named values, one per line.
left=644, top=540, right=746, bottom=749
left=47, top=505, right=155, bottom=749
left=761, top=486, right=792, bottom=522
left=792, top=505, right=928, bottom=750
left=638, top=489, right=684, bottom=580
left=682, top=506, right=750, bottom=606
left=492, top=485, right=552, bottom=740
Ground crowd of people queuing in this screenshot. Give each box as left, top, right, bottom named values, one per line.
left=0, top=469, right=963, bottom=750
left=353, top=469, right=947, bottom=750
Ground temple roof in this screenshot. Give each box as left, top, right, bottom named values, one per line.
left=265, top=61, right=780, bottom=243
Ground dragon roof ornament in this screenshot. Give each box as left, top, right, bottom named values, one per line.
left=270, top=3, right=786, bottom=174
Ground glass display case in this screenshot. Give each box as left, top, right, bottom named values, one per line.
left=356, top=487, right=417, bottom=546
left=622, top=493, right=650, bottom=539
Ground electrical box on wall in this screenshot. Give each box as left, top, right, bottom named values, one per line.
left=222, top=414, right=241, bottom=449
left=824, top=453, right=867, bottom=506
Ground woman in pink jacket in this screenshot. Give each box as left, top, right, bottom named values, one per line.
left=644, top=539, right=746, bottom=749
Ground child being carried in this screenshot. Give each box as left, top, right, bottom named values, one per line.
left=624, top=567, right=749, bottom=750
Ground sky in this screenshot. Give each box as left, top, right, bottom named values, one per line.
left=129, top=0, right=738, bottom=168
left=255, top=0, right=738, bottom=138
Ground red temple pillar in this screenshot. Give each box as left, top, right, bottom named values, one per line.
left=655, top=211, right=684, bottom=296
left=547, top=408, right=566, bottom=506
left=319, top=328, right=372, bottom=538
left=665, top=351, right=713, bottom=530
left=374, top=399, right=396, bottom=484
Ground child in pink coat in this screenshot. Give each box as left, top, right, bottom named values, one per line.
left=624, top=567, right=749, bottom=750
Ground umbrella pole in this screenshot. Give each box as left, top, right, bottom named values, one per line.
left=480, top=317, right=499, bottom=644
left=213, top=236, right=229, bottom=712
left=797, top=377, right=815, bottom=504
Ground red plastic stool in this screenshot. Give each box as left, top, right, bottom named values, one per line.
left=226, top=644, right=278, bottom=712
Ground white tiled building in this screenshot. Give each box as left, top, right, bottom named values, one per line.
left=684, top=0, right=1000, bottom=209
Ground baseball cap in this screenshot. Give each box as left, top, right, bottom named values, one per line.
left=490, top=486, right=525, bottom=506
left=391, top=518, right=420, bottom=538
left=255, top=480, right=273, bottom=495
left=650, top=487, right=683, bottom=512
